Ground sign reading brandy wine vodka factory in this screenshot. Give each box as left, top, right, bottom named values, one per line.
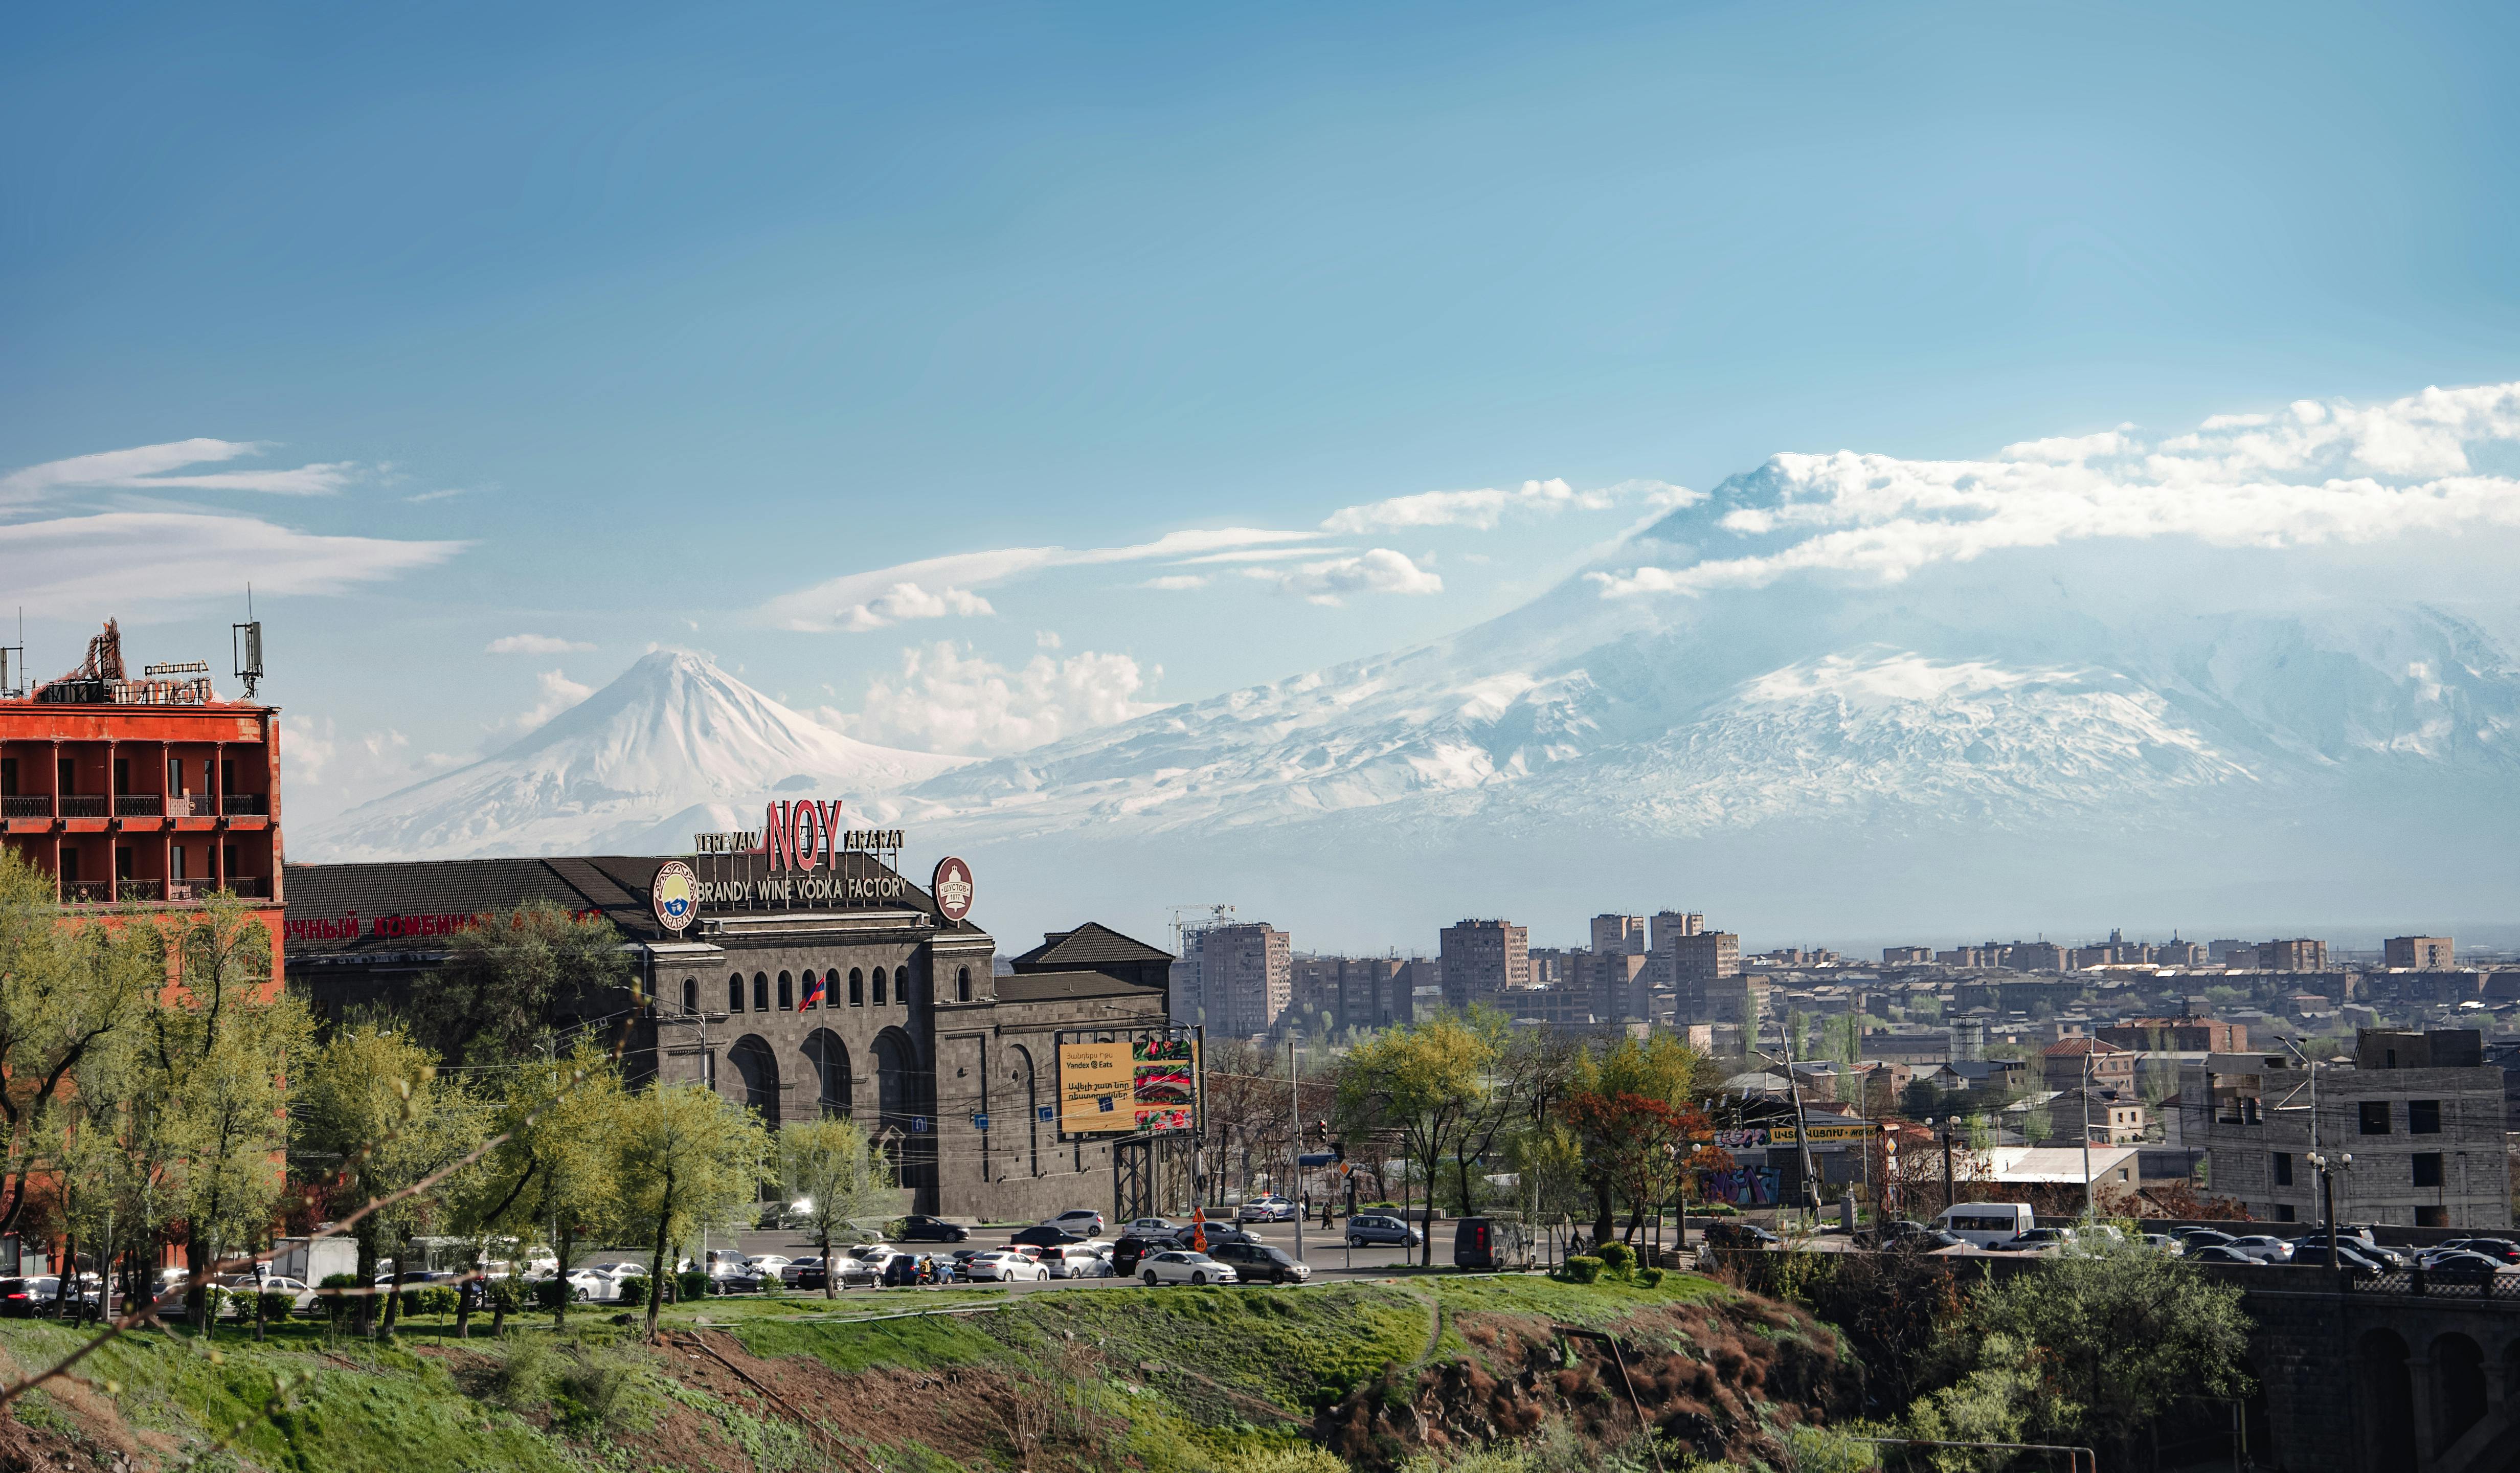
left=669, top=799, right=955, bottom=918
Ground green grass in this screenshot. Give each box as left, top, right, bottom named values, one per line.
left=730, top=1305, right=1014, bottom=1374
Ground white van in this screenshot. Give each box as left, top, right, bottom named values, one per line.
left=1936, top=1201, right=2035, bottom=1248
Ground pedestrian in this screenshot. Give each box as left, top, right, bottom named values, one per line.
left=1321, top=1201, right=1333, bottom=1230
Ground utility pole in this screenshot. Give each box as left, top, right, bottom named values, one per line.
left=1290, top=1032, right=1304, bottom=1265
left=2080, top=1050, right=2096, bottom=1222
left=1941, top=1117, right=1956, bottom=1218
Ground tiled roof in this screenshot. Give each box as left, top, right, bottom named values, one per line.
left=2041, top=1037, right=2130, bottom=1056
left=1007, top=922, right=1173, bottom=970
left=993, top=971, right=1167, bottom=1005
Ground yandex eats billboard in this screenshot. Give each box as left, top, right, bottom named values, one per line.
left=1056, top=1037, right=1199, bottom=1136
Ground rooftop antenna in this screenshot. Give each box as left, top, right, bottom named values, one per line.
left=0, top=609, right=20, bottom=699
left=232, top=585, right=264, bottom=700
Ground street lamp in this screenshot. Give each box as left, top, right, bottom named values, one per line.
left=2277, top=1037, right=2332, bottom=1260
left=2304, top=1151, right=2352, bottom=1262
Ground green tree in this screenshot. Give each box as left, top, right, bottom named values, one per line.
left=0, top=853, right=158, bottom=1241
left=614, top=1083, right=770, bottom=1337
left=142, top=896, right=310, bottom=1312
left=294, top=1019, right=486, bottom=1335
left=1331, top=1014, right=1492, bottom=1266
left=1947, top=1237, right=2253, bottom=1461
left=415, top=902, right=631, bottom=1067
left=1564, top=1032, right=1708, bottom=1244
left=778, top=1117, right=895, bottom=1299
left=452, top=1037, right=628, bottom=1331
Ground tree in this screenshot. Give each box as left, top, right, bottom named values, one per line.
left=1951, top=1236, right=2253, bottom=1462
left=294, top=1019, right=486, bottom=1335
left=452, top=1036, right=628, bottom=1331
left=614, top=1083, right=770, bottom=1339
left=778, top=1117, right=894, bottom=1299
left=414, top=902, right=631, bottom=1067
left=1563, top=1033, right=1707, bottom=1244
left=1331, top=1014, right=1492, bottom=1266
left=143, top=896, right=310, bottom=1313
left=0, top=853, right=157, bottom=1240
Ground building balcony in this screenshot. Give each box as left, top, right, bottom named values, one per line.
left=114, top=794, right=164, bottom=818
left=1, top=796, right=50, bottom=819
left=116, top=879, right=163, bottom=902
left=221, top=794, right=267, bottom=817
left=221, top=876, right=271, bottom=899
left=58, top=795, right=107, bottom=818
left=166, top=795, right=219, bottom=817
left=61, top=880, right=114, bottom=904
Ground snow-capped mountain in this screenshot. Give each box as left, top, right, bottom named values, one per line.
left=300, top=650, right=966, bottom=861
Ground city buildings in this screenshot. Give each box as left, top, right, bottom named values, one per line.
left=2040, top=1037, right=2136, bottom=1095
left=2179, top=1029, right=2510, bottom=1228
left=2383, top=934, right=2455, bottom=970
left=1197, top=921, right=1291, bottom=1038
left=1589, top=913, right=1646, bottom=955
left=2259, top=938, right=2331, bottom=972
left=1438, top=918, right=1528, bottom=1008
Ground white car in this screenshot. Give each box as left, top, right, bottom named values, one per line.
left=560, top=1269, right=615, bottom=1301
left=964, top=1251, right=1048, bottom=1283
left=256, top=1276, right=320, bottom=1312
left=1235, top=1196, right=1296, bottom=1223
left=744, top=1255, right=794, bottom=1278
left=1139, top=1251, right=1238, bottom=1286
left=1042, top=1210, right=1106, bottom=1235
left=1046, top=1245, right=1112, bottom=1279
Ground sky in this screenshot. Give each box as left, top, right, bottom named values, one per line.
left=6, top=0, right=2520, bottom=834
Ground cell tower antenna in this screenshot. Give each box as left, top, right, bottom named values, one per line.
left=0, top=608, right=21, bottom=699
left=232, top=584, right=265, bottom=701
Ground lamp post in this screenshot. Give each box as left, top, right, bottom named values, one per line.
left=1941, top=1116, right=1959, bottom=1219
left=2279, top=1037, right=2330, bottom=1259
left=2080, top=1050, right=2095, bottom=1223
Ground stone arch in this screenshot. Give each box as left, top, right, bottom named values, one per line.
left=727, top=972, right=745, bottom=1013
left=2360, top=1328, right=2417, bottom=1473
left=777, top=971, right=794, bottom=1011
left=751, top=971, right=770, bottom=1013
left=729, top=1034, right=781, bottom=1129
left=803, top=1030, right=851, bottom=1118
left=874, top=1026, right=931, bottom=1202
left=957, top=966, right=972, bottom=1003
left=873, top=966, right=888, bottom=1006
left=2435, top=1331, right=2489, bottom=1452
left=849, top=967, right=864, bottom=1006
left=1010, top=1044, right=1040, bottom=1177
left=683, top=976, right=698, bottom=1015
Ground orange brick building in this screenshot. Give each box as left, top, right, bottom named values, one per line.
left=0, top=621, right=284, bottom=970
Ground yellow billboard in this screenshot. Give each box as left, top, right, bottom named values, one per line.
left=1057, top=1038, right=1198, bottom=1136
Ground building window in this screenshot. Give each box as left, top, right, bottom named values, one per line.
left=822, top=968, right=840, bottom=1008
left=2417, top=1206, right=2448, bottom=1228
left=2413, top=1153, right=2444, bottom=1188
left=2271, top=1152, right=2293, bottom=1186
left=729, top=973, right=745, bottom=1012
left=752, top=973, right=770, bottom=1012
left=2275, top=1204, right=2296, bottom=1222
left=957, top=966, right=972, bottom=1003
left=2358, top=1101, right=2391, bottom=1134
left=777, top=972, right=794, bottom=1011
left=2409, top=1100, right=2442, bottom=1134
left=849, top=968, right=864, bottom=1006
left=873, top=967, right=888, bottom=1006
left=684, top=977, right=699, bottom=1015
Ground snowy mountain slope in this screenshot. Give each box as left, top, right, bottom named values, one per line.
left=299, top=650, right=967, bottom=861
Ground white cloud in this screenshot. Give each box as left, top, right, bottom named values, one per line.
left=838, top=582, right=995, bottom=632
left=1034, top=630, right=1063, bottom=650
left=0, top=510, right=464, bottom=610
left=406, top=487, right=467, bottom=504
left=487, top=633, right=595, bottom=655
left=285, top=717, right=463, bottom=827
left=1588, top=380, right=2520, bottom=601
left=829, top=641, right=1160, bottom=754
left=1254, top=548, right=1444, bottom=606
left=1322, top=477, right=1686, bottom=533
left=0, top=438, right=362, bottom=501
left=498, top=669, right=594, bottom=734
left=756, top=526, right=1323, bottom=632
left=1141, top=574, right=1211, bottom=591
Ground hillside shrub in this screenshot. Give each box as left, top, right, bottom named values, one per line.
left=532, top=1277, right=574, bottom=1310
left=1595, top=1241, right=1637, bottom=1281
left=552, top=1342, right=641, bottom=1436
left=676, top=1269, right=709, bottom=1303
left=1559, top=1256, right=1605, bottom=1284
left=318, top=1273, right=361, bottom=1332
left=1635, top=1267, right=1666, bottom=1289
left=615, top=1276, right=650, bottom=1307
left=257, top=1290, right=296, bottom=1322
left=418, top=1285, right=460, bottom=1316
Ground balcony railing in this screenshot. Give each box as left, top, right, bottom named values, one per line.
left=1, top=796, right=50, bottom=819
left=61, top=881, right=113, bottom=904
left=221, top=877, right=271, bottom=899
left=221, top=794, right=267, bottom=817
left=166, top=795, right=218, bottom=817
left=114, top=795, right=164, bottom=818
left=116, top=879, right=163, bottom=902
left=58, top=795, right=106, bottom=818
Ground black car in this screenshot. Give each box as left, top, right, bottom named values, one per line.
left=2426, top=1251, right=2502, bottom=1285
left=2287, top=1243, right=2381, bottom=1277
left=1007, top=1225, right=1087, bottom=1251
left=1889, top=1228, right=1965, bottom=1252
left=2451, top=1237, right=2520, bottom=1264
left=2188, top=1246, right=2260, bottom=1265
left=1705, top=1222, right=1780, bottom=1249
left=1208, top=1241, right=1309, bottom=1284
left=895, top=1216, right=971, bottom=1243
left=2172, top=1227, right=2237, bottom=1247
left=0, top=1279, right=31, bottom=1318
left=1111, top=1236, right=1162, bottom=1276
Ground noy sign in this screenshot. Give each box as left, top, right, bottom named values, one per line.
left=680, top=800, right=920, bottom=916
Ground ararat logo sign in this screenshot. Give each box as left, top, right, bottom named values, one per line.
left=931, top=856, right=974, bottom=922
left=651, top=860, right=698, bottom=934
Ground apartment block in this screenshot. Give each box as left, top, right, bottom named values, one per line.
left=2383, top=935, right=2455, bottom=970
left=2259, top=938, right=2330, bottom=972
left=1571, top=948, right=1651, bottom=1024
left=1589, top=914, right=1647, bottom=955
left=1202, top=922, right=1292, bottom=1038
left=1438, top=919, right=1528, bottom=1008
left=1881, top=946, right=1933, bottom=966
left=1649, top=910, right=1704, bottom=952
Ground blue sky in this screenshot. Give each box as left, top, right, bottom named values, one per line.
left=5, top=0, right=2519, bottom=824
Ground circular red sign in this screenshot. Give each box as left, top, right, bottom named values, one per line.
left=930, top=856, right=974, bottom=923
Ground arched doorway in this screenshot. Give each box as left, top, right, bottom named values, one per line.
left=729, top=1034, right=780, bottom=1129
left=803, top=1030, right=851, bottom=1118
left=2361, top=1329, right=2417, bottom=1473
left=2436, top=1332, right=2488, bottom=1452
left=1009, top=1044, right=1039, bottom=1177
left=874, top=1027, right=933, bottom=1209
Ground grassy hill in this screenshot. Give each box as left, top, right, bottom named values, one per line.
left=0, top=1271, right=1868, bottom=1473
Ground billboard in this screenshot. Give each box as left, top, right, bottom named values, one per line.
left=1057, top=1037, right=1199, bottom=1136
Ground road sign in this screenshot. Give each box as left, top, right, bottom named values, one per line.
left=972, top=1113, right=989, bottom=1131
left=1037, top=1105, right=1055, bottom=1123
left=911, top=1116, right=928, bottom=1134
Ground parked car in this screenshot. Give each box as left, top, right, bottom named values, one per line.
left=1991, top=1228, right=2074, bottom=1254
left=779, top=1257, right=823, bottom=1285
left=2447, top=1238, right=2520, bottom=1264
left=964, top=1251, right=1048, bottom=1283
left=2288, top=1243, right=2382, bottom=1277
left=1111, top=1235, right=1166, bottom=1276
left=2224, top=1236, right=2296, bottom=1264
left=1046, top=1245, right=1113, bottom=1279
left=2171, top=1227, right=2237, bottom=1248
left=1452, top=1217, right=1528, bottom=1270
left=1007, top=1225, right=1089, bottom=1250
left=2188, top=1246, right=2262, bottom=1265
left=1344, top=1214, right=1422, bottom=1248
left=258, top=1275, right=321, bottom=1312
left=1122, top=1218, right=1182, bottom=1240
left=701, top=1248, right=752, bottom=1282
left=1140, top=1251, right=1237, bottom=1286
left=1236, top=1196, right=1297, bottom=1223
left=2139, top=1234, right=2185, bottom=1255
left=894, top=1215, right=971, bottom=1243
left=2425, top=1251, right=2503, bottom=1285
left=743, top=1255, right=795, bottom=1279
left=1934, top=1202, right=2035, bottom=1249
left=1042, top=1210, right=1107, bottom=1236
left=1208, top=1241, right=1309, bottom=1284
left=1705, top=1221, right=1781, bottom=1249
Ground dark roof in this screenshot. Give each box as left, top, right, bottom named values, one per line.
left=1007, top=922, right=1173, bottom=971
left=993, top=970, right=1167, bottom=1005
left=283, top=852, right=974, bottom=954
